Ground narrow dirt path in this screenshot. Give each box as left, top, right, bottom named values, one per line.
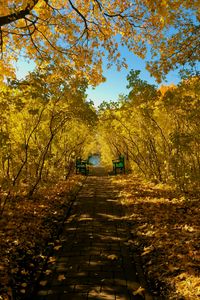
left=32, top=168, right=152, bottom=299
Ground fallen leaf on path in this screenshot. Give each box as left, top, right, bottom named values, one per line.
left=39, top=280, right=48, bottom=286
left=168, top=264, right=179, bottom=273
left=133, top=286, right=145, bottom=296
left=21, top=283, right=27, bottom=287
left=58, top=274, right=66, bottom=281
left=45, top=269, right=52, bottom=275
left=107, top=254, right=118, bottom=260
left=141, top=245, right=154, bottom=256
left=54, top=245, right=62, bottom=251
left=48, top=256, right=56, bottom=263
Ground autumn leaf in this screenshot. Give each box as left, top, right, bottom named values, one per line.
left=45, top=270, right=52, bottom=276
left=168, top=264, right=179, bottom=273
left=107, top=254, right=118, bottom=260
left=57, top=274, right=66, bottom=281
left=48, top=257, right=56, bottom=263
left=21, top=283, right=27, bottom=288
left=133, top=286, right=145, bottom=296
left=54, top=245, right=62, bottom=251
left=39, top=280, right=48, bottom=287
left=141, top=245, right=154, bottom=256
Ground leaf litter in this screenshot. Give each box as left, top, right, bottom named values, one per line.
left=0, top=176, right=82, bottom=299
left=112, top=175, right=200, bottom=299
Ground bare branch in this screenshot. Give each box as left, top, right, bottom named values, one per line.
left=93, top=0, right=103, bottom=11
left=68, top=0, right=88, bottom=32
left=0, top=0, right=39, bottom=26
left=25, top=18, right=46, bottom=58
left=0, top=26, right=3, bottom=55
left=35, top=26, right=67, bottom=54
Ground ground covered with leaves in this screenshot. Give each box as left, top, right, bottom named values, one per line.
left=0, top=176, right=84, bottom=300
left=113, top=175, right=200, bottom=300
left=1, top=174, right=199, bottom=300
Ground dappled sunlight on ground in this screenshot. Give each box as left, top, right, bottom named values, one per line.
left=175, top=273, right=200, bottom=299
left=1, top=169, right=199, bottom=299
left=97, top=213, right=122, bottom=220
left=114, top=175, right=200, bottom=299
left=25, top=170, right=151, bottom=300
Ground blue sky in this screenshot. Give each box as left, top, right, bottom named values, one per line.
left=87, top=57, right=180, bottom=107
left=86, top=41, right=181, bottom=107
left=15, top=45, right=181, bottom=107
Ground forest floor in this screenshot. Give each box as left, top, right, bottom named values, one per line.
left=0, top=169, right=199, bottom=299
left=112, top=175, right=200, bottom=299
left=0, top=175, right=86, bottom=300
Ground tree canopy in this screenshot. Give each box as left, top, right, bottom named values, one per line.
left=98, top=70, right=200, bottom=190
left=0, top=0, right=199, bottom=83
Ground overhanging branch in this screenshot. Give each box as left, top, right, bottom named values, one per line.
left=0, top=0, right=39, bottom=26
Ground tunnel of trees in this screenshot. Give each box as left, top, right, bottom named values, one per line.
left=0, top=1, right=199, bottom=299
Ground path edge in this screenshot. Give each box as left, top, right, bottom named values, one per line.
left=25, top=176, right=88, bottom=300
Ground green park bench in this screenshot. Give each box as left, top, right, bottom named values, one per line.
left=112, top=155, right=125, bottom=174
left=75, top=157, right=89, bottom=175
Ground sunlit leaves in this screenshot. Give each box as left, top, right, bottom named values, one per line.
left=0, top=0, right=198, bottom=83
left=98, top=70, right=200, bottom=191
left=0, top=64, right=97, bottom=196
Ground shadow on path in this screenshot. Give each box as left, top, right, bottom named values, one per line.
left=32, top=168, right=152, bottom=299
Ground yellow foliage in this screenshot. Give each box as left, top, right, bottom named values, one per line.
left=0, top=0, right=198, bottom=83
